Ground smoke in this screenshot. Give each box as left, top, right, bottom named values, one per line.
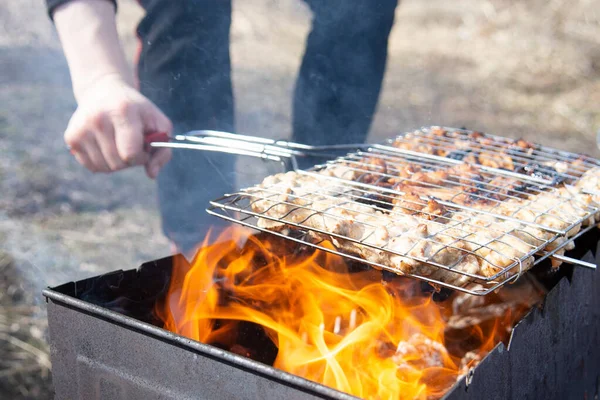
left=0, top=0, right=168, bottom=284
left=0, top=4, right=169, bottom=395
left=1, top=0, right=599, bottom=397
left=230, top=1, right=311, bottom=188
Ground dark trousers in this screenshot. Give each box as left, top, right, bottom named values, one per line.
left=136, top=0, right=398, bottom=253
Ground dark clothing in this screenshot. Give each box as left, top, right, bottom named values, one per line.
left=136, top=0, right=235, bottom=133
left=294, top=0, right=396, bottom=147
left=136, top=1, right=236, bottom=250
left=47, top=0, right=398, bottom=253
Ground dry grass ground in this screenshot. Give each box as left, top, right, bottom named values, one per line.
left=1, top=0, right=599, bottom=398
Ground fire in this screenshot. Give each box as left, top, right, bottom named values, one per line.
left=155, top=227, right=543, bottom=399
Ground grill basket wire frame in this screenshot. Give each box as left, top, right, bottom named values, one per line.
left=207, top=206, right=525, bottom=296
left=205, top=127, right=600, bottom=295
left=216, top=177, right=553, bottom=274
left=308, top=150, right=595, bottom=236
left=392, top=126, right=600, bottom=178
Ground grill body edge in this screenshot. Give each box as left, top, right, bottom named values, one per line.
left=44, top=233, right=600, bottom=400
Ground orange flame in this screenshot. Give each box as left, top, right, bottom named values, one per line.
left=155, top=227, right=542, bottom=399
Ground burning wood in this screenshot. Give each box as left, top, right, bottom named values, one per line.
left=154, top=227, right=544, bottom=399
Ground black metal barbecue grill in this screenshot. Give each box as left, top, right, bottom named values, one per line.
left=44, top=127, right=600, bottom=399
left=43, top=229, right=600, bottom=400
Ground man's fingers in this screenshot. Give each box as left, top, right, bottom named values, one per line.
left=141, top=102, right=173, bottom=179
left=71, top=147, right=96, bottom=172
left=82, top=135, right=112, bottom=173
left=65, top=89, right=173, bottom=178
left=140, top=102, right=173, bottom=138
left=65, top=114, right=110, bottom=173
left=112, top=103, right=149, bottom=166
left=145, top=148, right=172, bottom=179
left=94, top=117, right=127, bottom=171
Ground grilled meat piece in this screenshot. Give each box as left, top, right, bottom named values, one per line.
left=486, top=176, right=534, bottom=201
left=324, top=157, right=399, bottom=187
left=393, top=193, right=448, bottom=220
left=393, top=333, right=449, bottom=371
left=391, top=164, right=496, bottom=206
left=477, top=152, right=515, bottom=170
left=391, top=128, right=585, bottom=184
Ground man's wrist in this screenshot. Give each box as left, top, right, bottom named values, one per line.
left=73, top=72, right=133, bottom=103
left=54, top=0, right=133, bottom=103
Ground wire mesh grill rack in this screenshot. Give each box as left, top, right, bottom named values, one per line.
left=390, top=126, right=600, bottom=184
left=207, top=174, right=565, bottom=295
left=208, top=127, right=600, bottom=295
left=207, top=196, right=538, bottom=295
left=313, top=147, right=599, bottom=236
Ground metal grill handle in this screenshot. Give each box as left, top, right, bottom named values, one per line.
left=145, top=130, right=367, bottom=168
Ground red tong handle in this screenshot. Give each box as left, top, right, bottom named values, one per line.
left=144, top=131, right=170, bottom=151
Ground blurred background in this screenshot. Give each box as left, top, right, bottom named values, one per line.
left=1, top=0, right=599, bottom=397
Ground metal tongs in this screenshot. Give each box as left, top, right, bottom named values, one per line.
left=144, top=130, right=366, bottom=170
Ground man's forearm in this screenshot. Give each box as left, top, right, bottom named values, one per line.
left=53, top=0, right=133, bottom=102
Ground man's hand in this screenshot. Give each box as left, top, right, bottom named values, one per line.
left=53, top=0, right=171, bottom=178
left=65, top=75, right=172, bottom=179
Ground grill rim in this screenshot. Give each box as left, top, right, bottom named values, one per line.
left=41, top=230, right=600, bottom=400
